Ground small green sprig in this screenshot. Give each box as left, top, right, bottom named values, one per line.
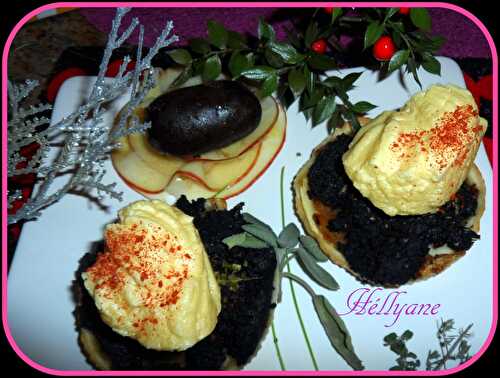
left=384, top=319, right=474, bottom=371
left=222, top=214, right=363, bottom=371
left=163, top=8, right=444, bottom=133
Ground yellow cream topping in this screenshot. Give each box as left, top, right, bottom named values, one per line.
left=82, top=200, right=221, bottom=351
left=342, top=84, right=486, bottom=216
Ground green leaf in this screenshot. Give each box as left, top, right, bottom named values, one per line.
left=277, top=223, right=300, bottom=248
left=388, top=49, right=410, bottom=72
left=410, top=8, right=432, bottom=31
left=207, top=20, right=228, bottom=48
left=331, top=8, right=343, bottom=23
left=342, top=72, right=363, bottom=90
left=391, top=21, right=404, bottom=33
left=258, top=18, right=276, bottom=41
left=167, top=49, right=192, bottom=66
left=327, top=109, right=344, bottom=134
left=401, top=330, right=414, bottom=341
left=304, top=21, right=319, bottom=47
left=267, top=41, right=304, bottom=64
left=392, top=29, right=402, bottom=47
left=364, top=21, right=384, bottom=49
left=228, top=51, right=251, bottom=77
left=242, top=223, right=278, bottom=247
left=227, top=30, right=247, bottom=49
left=384, top=333, right=398, bottom=344
left=304, top=65, right=314, bottom=94
left=428, top=35, right=446, bottom=51
left=312, top=95, right=337, bottom=126
left=351, top=101, right=376, bottom=114
left=313, top=295, right=364, bottom=370
left=189, top=38, right=211, bottom=55
left=240, top=66, right=275, bottom=80
left=421, top=54, right=441, bottom=75
left=260, top=73, right=279, bottom=97
left=299, top=235, right=328, bottom=262
left=406, top=57, right=422, bottom=88
left=308, top=53, right=337, bottom=71
left=202, top=55, right=222, bottom=81
left=285, top=26, right=302, bottom=49
left=297, top=247, right=339, bottom=290
left=288, top=68, right=306, bottom=95
left=171, top=65, right=193, bottom=88
left=264, top=48, right=285, bottom=68
left=384, top=7, right=399, bottom=21
left=222, top=232, right=269, bottom=249
left=242, top=212, right=269, bottom=229
left=299, top=87, right=323, bottom=111
left=323, top=75, right=343, bottom=89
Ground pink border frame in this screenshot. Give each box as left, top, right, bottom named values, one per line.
left=2, top=2, right=498, bottom=376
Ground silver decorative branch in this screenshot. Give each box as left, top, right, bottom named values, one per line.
left=8, top=7, right=178, bottom=225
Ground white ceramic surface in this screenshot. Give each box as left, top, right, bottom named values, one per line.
left=7, top=57, right=494, bottom=371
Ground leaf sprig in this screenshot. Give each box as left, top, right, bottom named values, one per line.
left=163, top=7, right=444, bottom=133
left=222, top=214, right=364, bottom=370
left=384, top=319, right=474, bottom=371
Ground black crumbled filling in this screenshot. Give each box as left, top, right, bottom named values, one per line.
left=307, top=135, right=480, bottom=286
left=75, top=197, right=276, bottom=370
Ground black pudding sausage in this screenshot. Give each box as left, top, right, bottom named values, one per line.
left=146, top=80, right=262, bottom=156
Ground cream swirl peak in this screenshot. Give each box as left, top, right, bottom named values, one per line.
left=82, top=200, right=221, bottom=351
left=342, top=84, right=487, bottom=216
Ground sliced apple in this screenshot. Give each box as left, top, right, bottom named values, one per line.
left=216, top=104, right=287, bottom=199
left=164, top=174, right=217, bottom=200
left=111, top=149, right=170, bottom=194
left=176, top=143, right=261, bottom=191
left=166, top=104, right=286, bottom=200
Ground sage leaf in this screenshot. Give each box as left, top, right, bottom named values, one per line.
left=202, top=55, right=222, bottom=81
left=312, top=96, right=337, bottom=126
left=388, top=49, right=410, bottom=72
left=242, top=224, right=278, bottom=247
left=258, top=18, right=275, bottom=41
left=288, top=68, right=306, bottom=95
left=240, top=66, right=275, bottom=80
left=305, top=21, right=319, bottom=47
left=223, top=232, right=269, bottom=249
left=308, top=53, right=337, bottom=71
left=421, top=54, right=441, bottom=75
left=267, top=41, right=304, bottom=64
left=278, top=223, right=300, bottom=248
left=242, top=212, right=272, bottom=229
left=296, top=247, right=339, bottom=290
left=229, top=51, right=250, bottom=77
left=260, top=73, right=279, bottom=97
left=299, top=235, right=328, bottom=262
left=227, top=30, right=247, bottom=49
left=168, top=49, right=192, bottom=65
left=313, top=295, right=364, bottom=370
left=207, top=20, right=228, bottom=48
left=410, top=8, right=431, bottom=31
left=364, top=21, right=384, bottom=49
left=189, top=38, right=211, bottom=55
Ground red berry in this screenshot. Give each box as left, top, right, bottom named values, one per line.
left=399, top=7, right=410, bottom=15
left=373, top=36, right=396, bottom=61
left=323, top=7, right=334, bottom=14
left=311, top=39, right=328, bottom=54
left=105, top=59, right=136, bottom=77
left=46, top=67, right=87, bottom=103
